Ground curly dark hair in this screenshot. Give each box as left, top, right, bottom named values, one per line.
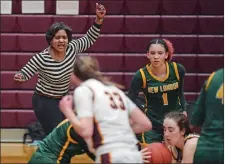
left=45, top=22, right=72, bottom=45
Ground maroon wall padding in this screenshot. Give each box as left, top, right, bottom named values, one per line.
left=1, top=53, right=223, bottom=73
left=1, top=110, right=36, bottom=128
left=12, top=0, right=22, bottom=14
left=45, top=0, right=56, bottom=14
left=1, top=15, right=223, bottom=35
left=78, top=0, right=223, bottom=15
left=1, top=34, right=223, bottom=53
left=1, top=0, right=223, bottom=129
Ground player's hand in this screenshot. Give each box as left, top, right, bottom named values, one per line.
left=14, top=72, right=26, bottom=83
left=140, top=147, right=151, bottom=163
left=59, top=95, right=73, bottom=114
left=95, top=3, right=106, bottom=24
left=182, top=111, right=187, bottom=117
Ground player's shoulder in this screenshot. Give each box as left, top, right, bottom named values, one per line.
left=169, top=62, right=186, bottom=80
left=169, top=62, right=185, bottom=72
left=185, top=134, right=200, bottom=139
left=74, top=79, right=98, bottom=95
left=205, top=68, right=223, bottom=91
left=184, top=137, right=198, bottom=150
left=215, top=68, right=224, bottom=76
left=82, top=79, right=103, bottom=90
left=133, top=65, right=148, bottom=79
left=141, top=64, right=148, bottom=70
left=176, top=63, right=185, bottom=72
left=183, top=134, right=199, bottom=153
left=184, top=134, right=199, bottom=145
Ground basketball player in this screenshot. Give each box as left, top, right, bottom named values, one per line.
left=163, top=112, right=199, bottom=163
left=28, top=118, right=151, bottom=163
left=28, top=119, right=95, bottom=164
left=128, top=38, right=187, bottom=144
left=191, top=69, right=224, bottom=164
left=59, top=56, right=152, bottom=163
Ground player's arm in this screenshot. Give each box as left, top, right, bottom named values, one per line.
left=192, top=71, right=217, bottom=128
left=73, top=86, right=95, bottom=153
left=126, top=97, right=152, bottom=133
left=181, top=138, right=198, bottom=163
left=177, top=64, right=187, bottom=112
left=191, top=72, right=215, bottom=127
left=59, top=86, right=94, bottom=138
left=73, top=86, right=94, bottom=138
left=59, top=86, right=95, bottom=153
left=128, top=70, right=145, bottom=111
left=191, top=84, right=206, bottom=127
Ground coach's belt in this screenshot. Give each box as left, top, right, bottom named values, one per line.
left=35, top=90, right=63, bottom=99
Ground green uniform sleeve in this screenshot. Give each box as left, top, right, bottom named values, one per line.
left=191, top=83, right=206, bottom=127
left=127, top=70, right=145, bottom=111
left=177, top=64, right=187, bottom=111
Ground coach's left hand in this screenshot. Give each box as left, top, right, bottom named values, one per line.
left=95, top=3, right=106, bottom=24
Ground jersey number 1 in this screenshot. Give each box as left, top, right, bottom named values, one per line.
left=162, top=93, right=168, bottom=105
left=105, top=91, right=125, bottom=110
left=216, top=84, right=223, bottom=104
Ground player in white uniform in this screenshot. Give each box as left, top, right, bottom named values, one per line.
left=59, top=56, right=152, bottom=163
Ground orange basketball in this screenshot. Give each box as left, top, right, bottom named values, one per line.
left=146, top=142, right=172, bottom=164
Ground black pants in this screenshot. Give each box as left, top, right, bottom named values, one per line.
left=32, top=92, right=65, bottom=135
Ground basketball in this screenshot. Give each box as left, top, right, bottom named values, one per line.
left=146, top=143, right=172, bottom=164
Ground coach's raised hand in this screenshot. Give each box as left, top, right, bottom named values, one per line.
left=95, top=3, right=106, bottom=25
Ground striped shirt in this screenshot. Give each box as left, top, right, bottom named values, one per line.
left=20, top=23, right=101, bottom=97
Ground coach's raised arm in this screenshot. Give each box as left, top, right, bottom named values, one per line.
left=68, top=2, right=106, bottom=53
left=13, top=3, right=106, bottom=136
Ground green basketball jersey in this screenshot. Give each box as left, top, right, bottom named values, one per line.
left=136, top=62, right=185, bottom=126
left=191, top=69, right=224, bottom=162
left=128, top=62, right=186, bottom=144
left=30, top=119, right=89, bottom=163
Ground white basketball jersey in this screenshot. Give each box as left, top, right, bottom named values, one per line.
left=74, top=79, right=138, bottom=153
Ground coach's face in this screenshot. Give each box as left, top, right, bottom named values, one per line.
left=51, top=30, right=69, bottom=53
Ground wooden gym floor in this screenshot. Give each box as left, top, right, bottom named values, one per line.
left=1, top=143, right=94, bottom=163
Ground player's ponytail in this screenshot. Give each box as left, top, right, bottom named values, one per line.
left=163, top=39, right=174, bottom=61
left=74, top=56, right=124, bottom=89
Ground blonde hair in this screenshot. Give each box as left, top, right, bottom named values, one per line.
left=74, top=56, right=124, bottom=89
